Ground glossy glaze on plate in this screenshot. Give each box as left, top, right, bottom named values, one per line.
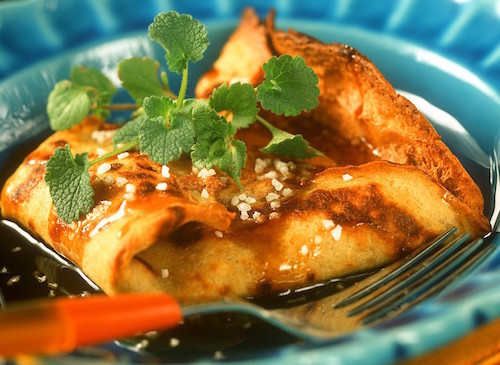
left=0, top=0, right=500, bottom=364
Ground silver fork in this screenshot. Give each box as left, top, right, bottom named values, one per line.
left=173, top=137, right=500, bottom=343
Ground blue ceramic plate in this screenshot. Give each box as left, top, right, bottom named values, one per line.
left=1, top=0, right=500, bottom=364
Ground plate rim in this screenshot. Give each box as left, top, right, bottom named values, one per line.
left=1, top=0, right=500, bottom=364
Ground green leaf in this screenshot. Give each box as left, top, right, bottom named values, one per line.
left=47, top=81, right=91, bottom=131
left=71, top=65, right=115, bottom=105
left=258, top=117, right=322, bottom=158
left=192, top=101, right=235, bottom=140
left=148, top=11, right=209, bottom=74
left=71, top=66, right=116, bottom=120
left=191, top=101, right=234, bottom=165
left=44, top=145, right=94, bottom=223
left=139, top=100, right=196, bottom=164
left=209, top=82, right=258, bottom=129
left=218, top=139, right=246, bottom=186
left=143, top=95, right=175, bottom=119
left=257, top=55, right=319, bottom=116
left=118, top=57, right=171, bottom=105
left=191, top=101, right=246, bottom=185
left=47, top=67, right=117, bottom=131
left=113, top=114, right=146, bottom=146
left=261, top=132, right=321, bottom=158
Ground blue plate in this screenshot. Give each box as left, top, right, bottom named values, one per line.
left=1, top=0, right=500, bottom=364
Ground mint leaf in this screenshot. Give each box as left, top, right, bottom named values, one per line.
left=118, top=57, right=171, bottom=105
left=45, top=145, right=94, bottom=223
left=261, top=132, right=321, bottom=158
left=191, top=101, right=246, bottom=185
left=191, top=101, right=234, bottom=166
left=71, top=66, right=115, bottom=104
left=113, top=114, right=145, bottom=146
left=139, top=100, right=196, bottom=164
left=257, top=55, right=319, bottom=116
left=47, top=67, right=116, bottom=130
left=209, top=82, right=258, bottom=128
left=47, top=81, right=90, bottom=131
left=258, top=116, right=322, bottom=158
left=143, top=95, right=175, bottom=119
left=148, top=11, right=209, bottom=74
left=218, top=139, right=246, bottom=186
left=71, top=66, right=116, bottom=120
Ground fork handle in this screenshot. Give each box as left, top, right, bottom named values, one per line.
left=0, top=293, right=182, bottom=358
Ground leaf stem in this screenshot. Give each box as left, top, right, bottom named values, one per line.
left=177, top=65, right=189, bottom=109
left=256, top=114, right=323, bottom=157
left=256, top=114, right=280, bottom=134
left=102, top=104, right=139, bottom=111
left=88, top=139, right=139, bottom=166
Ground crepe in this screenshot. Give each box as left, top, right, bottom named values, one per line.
left=197, top=8, right=485, bottom=217
left=0, top=10, right=490, bottom=304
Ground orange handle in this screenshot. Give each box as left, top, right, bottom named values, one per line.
left=0, top=293, right=182, bottom=358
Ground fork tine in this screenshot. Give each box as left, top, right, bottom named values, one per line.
left=334, top=227, right=457, bottom=309
left=363, top=241, right=496, bottom=325
left=403, top=242, right=495, bottom=306
left=347, top=231, right=469, bottom=316
left=361, top=237, right=486, bottom=324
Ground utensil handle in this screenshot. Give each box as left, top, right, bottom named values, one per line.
left=0, top=300, right=67, bottom=357
left=0, top=293, right=183, bottom=358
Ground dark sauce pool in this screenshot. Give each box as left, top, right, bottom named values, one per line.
left=0, top=132, right=372, bottom=362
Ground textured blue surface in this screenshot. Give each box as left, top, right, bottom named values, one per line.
left=1, top=0, right=500, bottom=364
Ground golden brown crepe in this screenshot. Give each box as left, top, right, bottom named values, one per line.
left=0, top=9, right=490, bottom=304
left=197, top=8, right=484, bottom=217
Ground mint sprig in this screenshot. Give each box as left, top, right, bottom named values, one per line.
left=45, top=145, right=94, bottom=223
left=148, top=11, right=210, bottom=74
left=139, top=97, right=196, bottom=165
left=47, top=67, right=117, bottom=130
left=117, top=57, right=174, bottom=105
left=45, top=141, right=138, bottom=223
left=44, top=10, right=323, bottom=222
left=113, top=114, right=145, bottom=146
left=47, top=81, right=91, bottom=131
left=143, top=95, right=176, bottom=119
left=71, top=66, right=116, bottom=120
left=209, top=82, right=258, bottom=128
left=257, top=116, right=322, bottom=158
left=257, top=55, right=319, bottom=116
left=191, top=101, right=246, bottom=186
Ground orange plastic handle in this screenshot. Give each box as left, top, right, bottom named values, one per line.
left=0, top=293, right=182, bottom=358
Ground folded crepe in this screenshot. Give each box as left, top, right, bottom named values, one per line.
left=0, top=9, right=490, bottom=304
